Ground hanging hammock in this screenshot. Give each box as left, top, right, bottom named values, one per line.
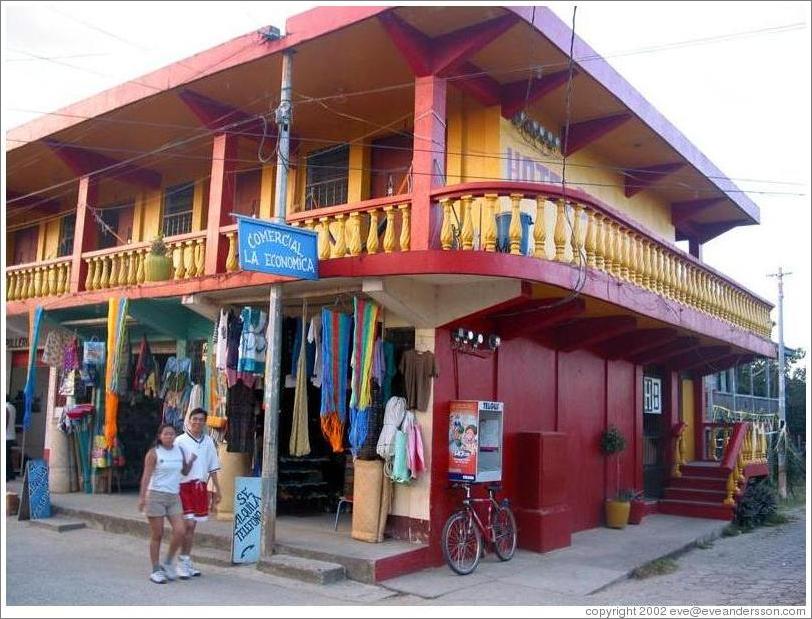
left=104, top=297, right=128, bottom=448
left=348, top=298, right=380, bottom=456
left=319, top=308, right=351, bottom=452
left=290, top=301, right=311, bottom=457
left=23, top=305, right=44, bottom=431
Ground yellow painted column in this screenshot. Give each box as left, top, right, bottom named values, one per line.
left=191, top=180, right=207, bottom=232
left=681, top=378, right=695, bottom=461
left=141, top=189, right=163, bottom=241
left=36, top=223, right=47, bottom=261
left=259, top=164, right=275, bottom=220
left=348, top=143, right=370, bottom=203
left=131, top=194, right=144, bottom=242
left=214, top=444, right=252, bottom=521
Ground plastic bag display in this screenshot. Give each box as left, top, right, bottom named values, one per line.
left=83, top=338, right=106, bottom=366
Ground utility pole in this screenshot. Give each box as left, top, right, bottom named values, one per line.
left=261, top=49, right=293, bottom=559
left=767, top=266, right=791, bottom=499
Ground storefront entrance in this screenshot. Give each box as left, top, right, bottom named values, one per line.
left=642, top=371, right=666, bottom=498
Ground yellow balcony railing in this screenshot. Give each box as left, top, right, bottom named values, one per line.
left=433, top=182, right=773, bottom=340
left=7, top=257, right=72, bottom=301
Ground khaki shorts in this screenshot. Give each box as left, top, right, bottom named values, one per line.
left=145, top=490, right=182, bottom=518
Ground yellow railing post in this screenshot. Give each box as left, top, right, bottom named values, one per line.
left=439, top=198, right=453, bottom=251
left=509, top=193, right=524, bottom=255
left=484, top=194, right=498, bottom=253
left=399, top=204, right=411, bottom=251
left=553, top=199, right=567, bottom=261
left=366, top=209, right=379, bottom=255
left=460, top=195, right=474, bottom=251
left=382, top=208, right=396, bottom=254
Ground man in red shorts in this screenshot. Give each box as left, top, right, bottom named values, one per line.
left=175, top=408, right=221, bottom=577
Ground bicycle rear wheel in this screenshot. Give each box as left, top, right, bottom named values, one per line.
left=492, top=503, right=517, bottom=561
left=441, top=510, right=482, bottom=575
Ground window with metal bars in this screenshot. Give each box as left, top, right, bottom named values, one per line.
left=305, top=145, right=349, bottom=210
left=57, top=214, right=76, bottom=257
left=162, top=182, right=194, bottom=237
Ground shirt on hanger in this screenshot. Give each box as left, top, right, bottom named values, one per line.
left=398, top=349, right=439, bottom=412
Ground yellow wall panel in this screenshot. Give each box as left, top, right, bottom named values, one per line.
left=142, top=189, right=163, bottom=240
left=681, top=378, right=696, bottom=461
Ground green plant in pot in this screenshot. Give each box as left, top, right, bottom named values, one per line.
left=144, top=234, right=173, bottom=282
left=601, top=426, right=631, bottom=529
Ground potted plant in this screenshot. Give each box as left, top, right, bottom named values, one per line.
left=144, top=234, right=173, bottom=282
left=601, top=426, right=629, bottom=529
left=628, top=490, right=647, bottom=525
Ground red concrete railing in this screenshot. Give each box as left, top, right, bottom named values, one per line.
left=432, top=181, right=773, bottom=340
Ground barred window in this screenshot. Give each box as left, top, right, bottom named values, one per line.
left=162, top=182, right=194, bottom=236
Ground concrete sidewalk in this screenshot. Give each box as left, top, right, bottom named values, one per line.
left=7, top=482, right=728, bottom=599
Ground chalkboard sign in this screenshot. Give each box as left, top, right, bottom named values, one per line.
left=18, top=459, right=51, bottom=521
left=231, top=477, right=262, bottom=564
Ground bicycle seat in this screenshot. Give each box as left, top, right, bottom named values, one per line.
left=486, top=483, right=502, bottom=492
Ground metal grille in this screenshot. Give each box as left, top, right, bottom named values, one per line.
left=305, top=177, right=349, bottom=210
left=162, top=211, right=192, bottom=237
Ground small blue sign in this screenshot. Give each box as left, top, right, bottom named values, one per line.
left=237, top=216, right=318, bottom=280
left=27, top=459, right=52, bottom=520
left=231, top=477, right=262, bottom=564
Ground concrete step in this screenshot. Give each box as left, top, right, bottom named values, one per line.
left=668, top=475, right=729, bottom=491
left=664, top=487, right=728, bottom=502
left=189, top=545, right=235, bottom=569
left=658, top=498, right=733, bottom=520
left=28, top=517, right=87, bottom=533
left=257, top=553, right=346, bottom=585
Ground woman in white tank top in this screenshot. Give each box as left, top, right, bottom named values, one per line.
left=138, top=423, right=196, bottom=583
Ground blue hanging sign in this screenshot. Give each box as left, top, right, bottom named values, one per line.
left=236, top=216, right=318, bottom=280
left=231, top=476, right=262, bottom=564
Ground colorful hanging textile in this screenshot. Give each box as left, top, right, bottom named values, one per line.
left=23, top=306, right=44, bottom=431
left=348, top=298, right=380, bottom=456
left=319, top=308, right=351, bottom=453
left=290, top=303, right=311, bottom=457
left=104, top=297, right=128, bottom=447
left=133, top=335, right=156, bottom=394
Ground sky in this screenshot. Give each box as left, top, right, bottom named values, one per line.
left=3, top=1, right=810, bottom=355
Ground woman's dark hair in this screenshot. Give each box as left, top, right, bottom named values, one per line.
left=155, top=423, right=177, bottom=448
left=188, top=408, right=208, bottom=420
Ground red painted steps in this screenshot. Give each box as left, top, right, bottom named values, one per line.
left=658, top=460, right=735, bottom=521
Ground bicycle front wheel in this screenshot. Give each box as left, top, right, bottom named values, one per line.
left=442, top=510, right=482, bottom=575
left=492, top=503, right=517, bottom=561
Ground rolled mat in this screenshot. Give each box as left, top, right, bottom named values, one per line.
left=352, top=459, right=387, bottom=543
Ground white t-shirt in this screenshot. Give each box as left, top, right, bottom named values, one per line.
left=148, top=444, right=184, bottom=494
left=175, top=432, right=220, bottom=484
left=6, top=403, right=17, bottom=442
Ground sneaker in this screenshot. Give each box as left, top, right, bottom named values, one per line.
left=161, top=562, right=177, bottom=581
left=180, top=555, right=201, bottom=577
left=149, top=570, right=167, bottom=584
left=175, top=560, right=192, bottom=580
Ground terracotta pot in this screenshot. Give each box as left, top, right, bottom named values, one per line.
left=605, top=499, right=630, bottom=529
left=144, top=254, right=172, bottom=282
left=628, top=499, right=646, bottom=524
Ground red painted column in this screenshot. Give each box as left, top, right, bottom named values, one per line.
left=411, top=75, right=446, bottom=250
left=634, top=365, right=644, bottom=490
left=665, top=370, right=680, bottom=474
left=69, top=175, right=99, bottom=293
left=204, top=132, right=238, bottom=275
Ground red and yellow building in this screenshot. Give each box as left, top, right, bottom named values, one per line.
left=5, top=6, right=775, bottom=578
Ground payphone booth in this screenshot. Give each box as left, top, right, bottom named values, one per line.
left=448, top=400, right=504, bottom=483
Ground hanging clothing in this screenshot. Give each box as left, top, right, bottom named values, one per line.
left=226, top=310, right=243, bottom=371
left=133, top=335, right=156, bottom=394
left=289, top=314, right=311, bottom=457
left=319, top=308, right=352, bottom=453
left=376, top=396, right=407, bottom=460
left=402, top=411, right=426, bottom=480
left=237, top=307, right=267, bottom=375
left=42, top=329, right=72, bottom=368
left=187, top=383, right=204, bottom=415
left=161, top=356, right=192, bottom=433
left=215, top=310, right=229, bottom=370
left=382, top=341, right=396, bottom=404
left=348, top=298, right=381, bottom=457
left=225, top=380, right=255, bottom=453
left=307, top=314, right=323, bottom=387
left=399, top=349, right=439, bottom=412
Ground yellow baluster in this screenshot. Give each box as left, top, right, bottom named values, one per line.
left=612, top=222, right=623, bottom=278
left=399, top=204, right=411, bottom=251
left=33, top=267, right=43, bottom=297
left=347, top=212, right=362, bottom=257
left=584, top=208, right=597, bottom=268
left=484, top=194, right=498, bottom=252
left=631, top=235, right=643, bottom=285
left=92, top=257, right=102, bottom=290
left=303, top=219, right=315, bottom=231
left=604, top=220, right=616, bottom=275
left=553, top=198, right=567, bottom=261
left=724, top=469, right=737, bottom=506
left=125, top=251, right=135, bottom=285
left=225, top=233, right=239, bottom=272
left=509, top=193, right=524, bottom=255
left=383, top=207, right=396, bottom=254
left=196, top=240, right=206, bottom=276
left=571, top=203, right=584, bottom=265
left=111, top=254, right=121, bottom=287
left=317, top=219, right=331, bottom=260
left=62, top=263, right=70, bottom=294
left=16, top=271, right=25, bottom=300
left=662, top=253, right=672, bottom=298
left=25, top=269, right=35, bottom=299
left=6, top=272, right=12, bottom=301
left=366, top=210, right=379, bottom=255
left=116, top=252, right=127, bottom=286
left=41, top=267, right=51, bottom=297
left=332, top=214, right=347, bottom=258
left=136, top=250, right=146, bottom=284
left=100, top=256, right=111, bottom=289
left=48, top=265, right=59, bottom=296
left=460, top=195, right=474, bottom=251
left=439, top=198, right=453, bottom=251
left=183, top=241, right=194, bottom=278
left=594, top=214, right=606, bottom=270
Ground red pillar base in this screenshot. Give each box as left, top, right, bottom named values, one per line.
left=516, top=505, right=572, bottom=552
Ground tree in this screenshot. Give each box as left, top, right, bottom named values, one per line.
left=785, top=348, right=806, bottom=442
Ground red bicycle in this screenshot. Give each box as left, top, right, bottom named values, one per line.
left=441, top=483, right=517, bottom=575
